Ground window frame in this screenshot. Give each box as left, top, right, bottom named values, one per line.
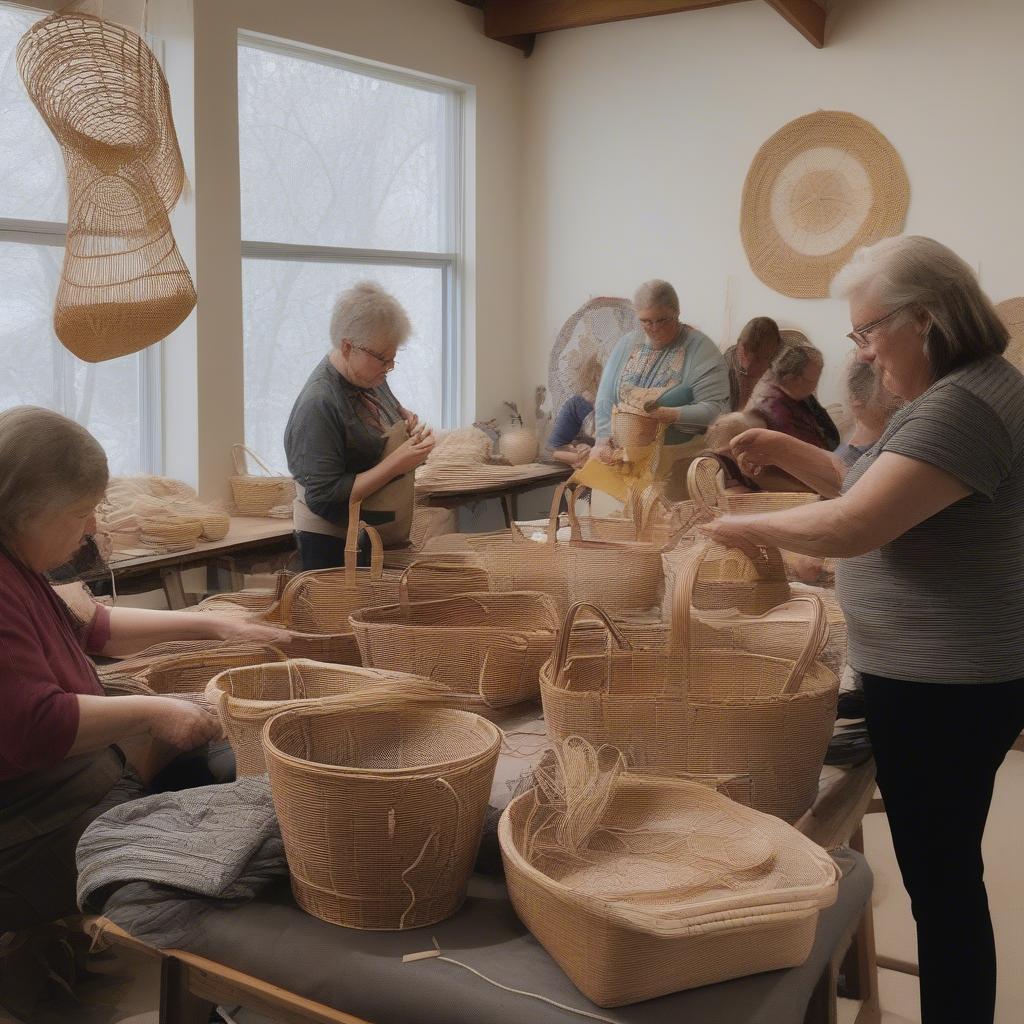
left=0, top=2, right=163, bottom=474
left=237, top=32, right=465, bottom=428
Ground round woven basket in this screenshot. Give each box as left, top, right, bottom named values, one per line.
left=740, top=110, right=909, bottom=299
left=207, top=659, right=430, bottom=775
left=541, top=548, right=839, bottom=822
left=499, top=427, right=539, bottom=466
left=141, top=644, right=286, bottom=703
left=263, top=702, right=500, bottom=930
left=499, top=766, right=839, bottom=1007
left=229, top=445, right=296, bottom=517
left=611, top=405, right=661, bottom=449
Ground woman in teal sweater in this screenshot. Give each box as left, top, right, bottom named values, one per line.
left=592, top=279, right=729, bottom=463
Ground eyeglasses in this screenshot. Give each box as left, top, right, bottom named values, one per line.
left=352, top=344, right=398, bottom=369
left=847, top=305, right=909, bottom=349
left=639, top=316, right=676, bottom=329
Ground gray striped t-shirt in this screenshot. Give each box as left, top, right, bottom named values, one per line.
left=835, top=355, right=1024, bottom=683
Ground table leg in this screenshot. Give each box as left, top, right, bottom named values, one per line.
left=160, top=956, right=214, bottom=1024
left=159, top=569, right=191, bottom=610
left=803, top=961, right=837, bottom=1024
left=500, top=495, right=515, bottom=529
left=839, top=826, right=882, bottom=1023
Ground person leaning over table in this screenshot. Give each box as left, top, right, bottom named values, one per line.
left=0, top=407, right=290, bottom=932
left=701, top=235, right=1024, bottom=1024
left=590, top=279, right=730, bottom=491
left=284, top=282, right=434, bottom=572
left=723, top=316, right=784, bottom=411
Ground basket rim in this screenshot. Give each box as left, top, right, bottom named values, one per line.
left=349, top=590, right=561, bottom=629
left=262, top=704, right=502, bottom=778
left=498, top=775, right=839, bottom=931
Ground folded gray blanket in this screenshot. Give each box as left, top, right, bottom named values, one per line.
left=76, top=775, right=287, bottom=947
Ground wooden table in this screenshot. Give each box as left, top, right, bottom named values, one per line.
left=416, top=463, right=572, bottom=528
left=106, top=517, right=296, bottom=609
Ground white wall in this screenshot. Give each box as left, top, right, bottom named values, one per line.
left=189, top=0, right=526, bottom=498
left=519, top=0, right=1024, bottom=408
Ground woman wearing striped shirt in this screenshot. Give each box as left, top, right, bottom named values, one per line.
left=703, top=235, right=1024, bottom=1024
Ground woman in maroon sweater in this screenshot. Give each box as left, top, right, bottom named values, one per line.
left=0, top=407, right=288, bottom=931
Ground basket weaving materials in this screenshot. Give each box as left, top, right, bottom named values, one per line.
left=351, top=592, right=561, bottom=708
left=230, top=445, right=296, bottom=517
left=541, top=548, right=839, bottom=821
left=16, top=12, right=196, bottom=361
left=264, top=695, right=501, bottom=930
left=96, top=640, right=225, bottom=687
left=740, top=110, right=910, bottom=299
left=99, top=476, right=233, bottom=548
left=142, top=645, right=287, bottom=698
left=207, top=659, right=438, bottom=775
left=499, top=739, right=839, bottom=1006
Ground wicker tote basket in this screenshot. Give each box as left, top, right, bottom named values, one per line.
left=351, top=591, right=561, bottom=709
left=687, top=455, right=819, bottom=517
left=499, top=741, right=840, bottom=1007
left=541, top=549, right=839, bottom=821
left=207, top=659, right=436, bottom=775
left=229, top=445, right=296, bottom=516
left=263, top=695, right=501, bottom=930
left=610, top=404, right=662, bottom=449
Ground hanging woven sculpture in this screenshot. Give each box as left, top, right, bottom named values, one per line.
left=741, top=111, right=909, bottom=299
left=17, top=12, right=196, bottom=362
left=996, top=297, right=1024, bottom=373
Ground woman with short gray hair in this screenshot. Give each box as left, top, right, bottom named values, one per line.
left=590, top=278, right=729, bottom=493
left=285, top=281, right=434, bottom=570
left=704, top=235, right=1024, bottom=1024
left=0, top=408, right=286, bottom=939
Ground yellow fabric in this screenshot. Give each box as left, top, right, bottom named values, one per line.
left=573, top=434, right=707, bottom=503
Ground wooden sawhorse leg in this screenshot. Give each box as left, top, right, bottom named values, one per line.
left=160, top=956, right=214, bottom=1024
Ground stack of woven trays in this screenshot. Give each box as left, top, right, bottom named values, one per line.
left=499, top=738, right=840, bottom=1006
left=350, top=591, right=561, bottom=710
left=263, top=687, right=501, bottom=930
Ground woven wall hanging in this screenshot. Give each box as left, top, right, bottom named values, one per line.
left=740, top=111, right=910, bottom=299
left=17, top=12, right=196, bottom=362
left=996, top=297, right=1024, bottom=372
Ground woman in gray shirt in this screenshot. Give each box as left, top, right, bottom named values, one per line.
left=704, top=236, right=1024, bottom=1024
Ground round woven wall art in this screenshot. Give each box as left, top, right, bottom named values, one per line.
left=741, top=111, right=910, bottom=299
left=996, top=297, right=1024, bottom=372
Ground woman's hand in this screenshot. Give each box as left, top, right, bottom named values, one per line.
left=647, top=406, right=679, bottom=425
left=569, top=443, right=591, bottom=469
left=400, top=408, right=420, bottom=434
left=698, top=514, right=764, bottom=562
left=210, top=617, right=293, bottom=646
left=388, top=430, right=436, bottom=475
left=147, top=697, right=223, bottom=750
left=589, top=440, right=615, bottom=465
left=730, top=428, right=780, bottom=477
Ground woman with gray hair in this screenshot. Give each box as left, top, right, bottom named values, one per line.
left=703, top=235, right=1024, bottom=1024
left=285, top=281, right=434, bottom=570
left=0, top=407, right=287, bottom=939
left=591, top=279, right=729, bottom=486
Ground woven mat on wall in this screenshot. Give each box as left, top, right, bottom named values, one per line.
left=741, top=110, right=910, bottom=300
left=996, top=297, right=1024, bottom=372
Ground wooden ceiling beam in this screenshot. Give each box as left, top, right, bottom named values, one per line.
left=762, top=0, right=825, bottom=47
left=482, top=0, right=750, bottom=40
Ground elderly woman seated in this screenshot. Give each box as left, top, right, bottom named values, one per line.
left=747, top=343, right=839, bottom=451
left=723, top=316, right=784, bottom=411
left=590, top=279, right=729, bottom=494
left=0, top=407, right=289, bottom=934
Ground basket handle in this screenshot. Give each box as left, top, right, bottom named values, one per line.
left=345, top=497, right=384, bottom=581
left=563, top=481, right=589, bottom=542
left=231, top=444, right=277, bottom=477
left=779, top=594, right=830, bottom=695
left=686, top=456, right=725, bottom=519
left=478, top=633, right=531, bottom=707
left=546, top=481, right=571, bottom=544
left=666, top=542, right=713, bottom=658
left=548, top=602, right=630, bottom=688
left=397, top=561, right=485, bottom=607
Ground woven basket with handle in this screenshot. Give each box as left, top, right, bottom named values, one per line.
left=499, top=740, right=839, bottom=1007
left=264, top=692, right=500, bottom=930
left=541, top=545, right=839, bottom=821
left=687, top=455, right=820, bottom=516
left=350, top=591, right=560, bottom=709
left=229, top=445, right=296, bottom=516
left=207, top=658, right=435, bottom=775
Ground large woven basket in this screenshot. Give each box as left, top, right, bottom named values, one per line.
left=350, top=592, right=560, bottom=708
left=688, top=455, right=819, bottom=517
left=499, top=750, right=839, bottom=1006
left=564, top=484, right=697, bottom=547
left=207, top=659, right=434, bottom=775
left=610, top=404, right=662, bottom=449
left=229, top=445, right=296, bottom=516
left=541, top=550, right=839, bottom=821
left=264, top=699, right=500, bottom=930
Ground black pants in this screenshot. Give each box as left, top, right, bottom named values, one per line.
left=862, top=672, right=1024, bottom=1024
left=295, top=529, right=371, bottom=571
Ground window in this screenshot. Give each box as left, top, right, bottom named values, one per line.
left=237, top=36, right=463, bottom=471
left=0, top=3, right=161, bottom=475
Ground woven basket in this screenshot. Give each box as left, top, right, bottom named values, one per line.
left=564, top=484, right=697, bottom=547
left=500, top=753, right=839, bottom=1006
left=499, top=427, right=539, bottom=466
left=207, top=659, right=433, bottom=775
left=351, top=592, right=561, bottom=708
left=143, top=645, right=287, bottom=697
left=137, top=515, right=204, bottom=550
left=189, top=573, right=293, bottom=618
left=229, top=445, right=296, bottom=517
left=541, top=548, right=838, bottom=822
left=687, top=455, right=819, bottom=518
left=264, top=698, right=500, bottom=930
left=96, top=640, right=225, bottom=686
left=610, top=404, right=661, bottom=448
